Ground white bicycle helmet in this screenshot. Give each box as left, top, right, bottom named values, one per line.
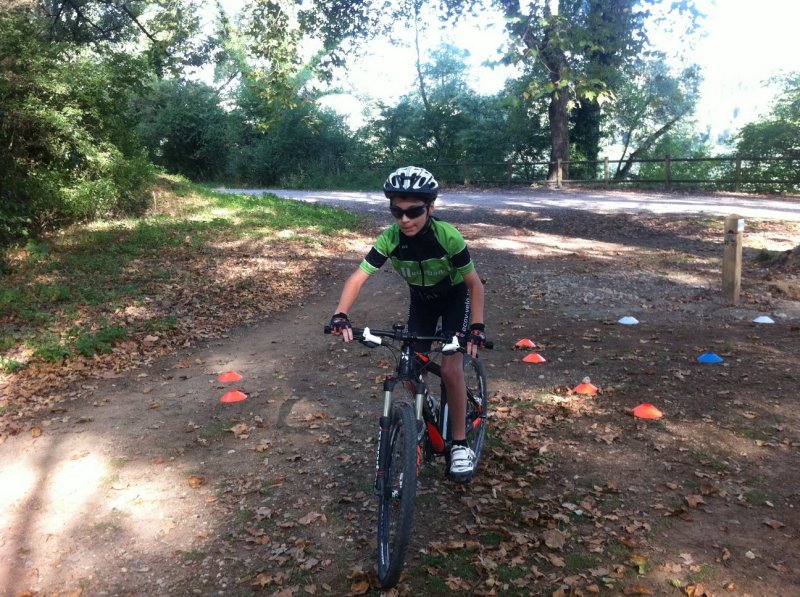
left=383, top=166, right=439, bottom=203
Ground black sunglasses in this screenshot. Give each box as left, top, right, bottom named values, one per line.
left=390, top=204, right=427, bottom=219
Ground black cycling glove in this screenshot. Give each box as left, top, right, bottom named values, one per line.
left=467, top=323, right=486, bottom=347
left=329, top=312, right=351, bottom=334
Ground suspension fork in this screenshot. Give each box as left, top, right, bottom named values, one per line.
left=374, top=377, right=398, bottom=495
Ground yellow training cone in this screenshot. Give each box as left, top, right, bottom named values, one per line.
left=522, top=352, right=546, bottom=363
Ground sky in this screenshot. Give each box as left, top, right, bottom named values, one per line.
left=205, top=0, right=799, bottom=140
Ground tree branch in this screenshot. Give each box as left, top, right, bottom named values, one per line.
left=116, top=2, right=158, bottom=45
left=614, top=111, right=686, bottom=180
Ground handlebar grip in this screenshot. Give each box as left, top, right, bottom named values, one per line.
left=324, top=325, right=331, bottom=334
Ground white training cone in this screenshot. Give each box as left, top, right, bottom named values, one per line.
left=618, top=316, right=639, bottom=325
left=753, top=315, right=775, bottom=324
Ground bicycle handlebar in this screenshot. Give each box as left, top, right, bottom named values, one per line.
left=323, top=325, right=493, bottom=350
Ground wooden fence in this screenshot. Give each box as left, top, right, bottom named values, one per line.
left=422, top=155, right=800, bottom=194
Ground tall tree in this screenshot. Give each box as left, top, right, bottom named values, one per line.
left=440, top=0, right=700, bottom=181
left=609, top=62, right=701, bottom=179
left=735, top=72, right=800, bottom=194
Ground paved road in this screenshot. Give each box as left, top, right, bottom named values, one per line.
left=215, top=187, right=800, bottom=221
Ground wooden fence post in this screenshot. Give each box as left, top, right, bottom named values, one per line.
left=556, top=159, right=562, bottom=188
left=722, top=214, right=744, bottom=304
left=462, top=162, right=470, bottom=186
left=604, top=156, right=609, bottom=186
left=507, top=161, right=513, bottom=186
left=664, top=154, right=672, bottom=191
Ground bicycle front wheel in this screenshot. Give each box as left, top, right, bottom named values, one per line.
left=463, top=354, right=489, bottom=469
left=376, top=402, right=418, bottom=588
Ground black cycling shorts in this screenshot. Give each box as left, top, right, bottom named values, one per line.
left=406, top=282, right=471, bottom=353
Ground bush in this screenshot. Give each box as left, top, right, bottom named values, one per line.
left=0, top=11, right=155, bottom=248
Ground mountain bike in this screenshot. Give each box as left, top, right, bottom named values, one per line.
left=324, top=323, right=492, bottom=588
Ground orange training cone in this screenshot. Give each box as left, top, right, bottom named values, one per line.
left=632, top=403, right=663, bottom=420
left=515, top=338, right=537, bottom=349
left=218, top=371, right=243, bottom=383
left=523, top=352, right=547, bottom=363
left=220, top=390, right=247, bottom=403
left=573, top=381, right=598, bottom=395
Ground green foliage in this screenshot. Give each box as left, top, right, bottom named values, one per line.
left=134, top=79, right=231, bottom=181
left=735, top=72, right=800, bottom=193
left=74, top=326, right=129, bottom=357
left=363, top=43, right=550, bottom=183
left=608, top=62, right=702, bottom=180
left=0, top=10, right=155, bottom=248
left=634, top=122, right=719, bottom=185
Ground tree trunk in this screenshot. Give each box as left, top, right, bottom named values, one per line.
left=541, top=5, right=569, bottom=182
left=614, top=112, right=684, bottom=180
left=547, top=89, right=570, bottom=181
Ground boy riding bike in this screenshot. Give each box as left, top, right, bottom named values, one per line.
left=329, top=166, right=487, bottom=482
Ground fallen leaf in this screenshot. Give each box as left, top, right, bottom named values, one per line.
left=543, top=528, right=567, bottom=550
left=686, top=583, right=712, bottom=597
left=31, top=426, right=42, bottom=438
left=629, top=554, right=648, bottom=574
left=685, top=494, right=706, bottom=509
left=228, top=423, right=251, bottom=438
left=299, top=511, right=323, bottom=525
left=188, top=475, right=207, bottom=488
left=762, top=518, right=785, bottom=529
left=622, top=584, right=652, bottom=595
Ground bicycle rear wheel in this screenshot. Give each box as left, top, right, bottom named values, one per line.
left=463, top=355, right=488, bottom=468
left=376, top=402, right=418, bottom=588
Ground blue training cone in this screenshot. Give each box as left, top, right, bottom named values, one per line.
left=697, top=352, right=724, bottom=364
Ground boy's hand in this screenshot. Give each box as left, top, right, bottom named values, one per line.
left=329, top=313, right=353, bottom=342
left=467, top=323, right=486, bottom=357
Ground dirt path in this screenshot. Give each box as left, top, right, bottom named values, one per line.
left=2, top=201, right=799, bottom=596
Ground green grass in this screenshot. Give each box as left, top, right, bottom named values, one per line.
left=565, top=552, right=602, bottom=574
left=201, top=419, right=233, bottom=438
left=0, top=356, right=23, bottom=374
left=689, top=448, right=730, bottom=472
left=0, top=175, right=365, bottom=373
left=420, top=547, right=479, bottom=583
left=753, top=248, right=781, bottom=265
left=181, top=550, right=206, bottom=563
left=688, top=563, right=714, bottom=583
left=743, top=489, right=772, bottom=506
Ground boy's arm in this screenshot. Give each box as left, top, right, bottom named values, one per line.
left=463, top=269, right=484, bottom=326
left=332, top=268, right=370, bottom=342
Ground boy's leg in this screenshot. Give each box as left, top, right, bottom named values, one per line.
left=439, top=284, right=475, bottom=481
left=441, top=354, right=467, bottom=441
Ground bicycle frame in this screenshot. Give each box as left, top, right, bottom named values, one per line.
left=325, top=322, right=490, bottom=588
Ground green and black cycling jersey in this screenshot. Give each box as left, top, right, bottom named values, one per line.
left=359, top=217, right=474, bottom=300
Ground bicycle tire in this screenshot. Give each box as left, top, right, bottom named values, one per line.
left=463, top=354, right=489, bottom=468
left=376, top=401, right=418, bottom=588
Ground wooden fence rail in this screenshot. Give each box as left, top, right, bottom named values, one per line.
left=416, top=155, right=800, bottom=194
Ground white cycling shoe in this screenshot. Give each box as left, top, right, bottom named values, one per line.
left=449, top=445, right=475, bottom=482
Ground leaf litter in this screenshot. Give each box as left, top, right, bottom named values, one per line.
left=1, top=201, right=799, bottom=595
